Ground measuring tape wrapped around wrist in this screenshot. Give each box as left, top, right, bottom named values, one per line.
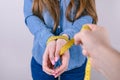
left=47, top=25, right=91, bottom=80
left=47, top=35, right=69, bottom=45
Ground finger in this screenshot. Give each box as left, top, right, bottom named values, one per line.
left=43, top=59, right=55, bottom=75
left=43, top=48, right=49, bottom=67
left=55, top=43, right=61, bottom=62
left=54, top=67, right=65, bottom=78
left=54, top=65, right=66, bottom=78
left=42, top=49, right=54, bottom=75
left=43, top=64, right=55, bottom=75
left=49, top=45, right=56, bottom=65
left=49, top=48, right=55, bottom=65
left=74, top=32, right=82, bottom=45
left=54, top=51, right=69, bottom=77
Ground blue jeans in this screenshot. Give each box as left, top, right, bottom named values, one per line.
left=31, top=57, right=86, bottom=80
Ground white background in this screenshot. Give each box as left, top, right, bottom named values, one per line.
left=0, top=0, right=120, bottom=80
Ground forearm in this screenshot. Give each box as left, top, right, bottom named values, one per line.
left=61, top=15, right=93, bottom=39
left=93, top=44, right=120, bottom=80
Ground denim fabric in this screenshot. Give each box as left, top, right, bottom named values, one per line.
left=24, top=0, right=93, bottom=70
left=31, top=57, right=86, bottom=80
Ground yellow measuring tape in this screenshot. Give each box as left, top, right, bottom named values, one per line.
left=47, top=35, right=69, bottom=44
left=47, top=25, right=91, bottom=80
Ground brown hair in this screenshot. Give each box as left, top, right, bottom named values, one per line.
left=32, top=0, right=98, bottom=32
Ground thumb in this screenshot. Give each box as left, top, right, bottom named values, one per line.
left=74, top=32, right=82, bottom=45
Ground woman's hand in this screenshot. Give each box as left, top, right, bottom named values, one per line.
left=54, top=34, right=69, bottom=61
left=53, top=34, right=70, bottom=78
left=54, top=50, right=70, bottom=78
left=42, top=40, right=56, bottom=75
left=43, top=34, right=70, bottom=77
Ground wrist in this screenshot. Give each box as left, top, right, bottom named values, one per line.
left=57, top=35, right=68, bottom=42
left=47, top=35, right=69, bottom=45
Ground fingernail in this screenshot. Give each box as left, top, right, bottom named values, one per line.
left=52, top=70, right=55, bottom=73
left=52, top=73, right=55, bottom=76
left=55, top=57, right=59, bottom=62
left=55, top=76, right=57, bottom=78
left=51, top=60, right=55, bottom=65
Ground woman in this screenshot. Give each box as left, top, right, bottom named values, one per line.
left=24, top=0, right=98, bottom=80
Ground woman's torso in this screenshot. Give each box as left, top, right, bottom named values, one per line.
left=32, top=0, right=87, bottom=70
